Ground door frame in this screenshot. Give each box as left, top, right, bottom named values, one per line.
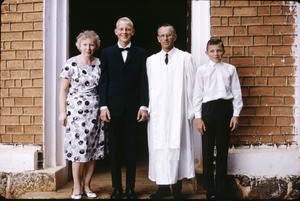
left=43, top=0, right=210, bottom=173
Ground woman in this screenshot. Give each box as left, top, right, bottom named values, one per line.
left=58, top=30, right=106, bottom=199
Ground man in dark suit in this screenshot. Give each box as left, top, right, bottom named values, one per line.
left=99, top=17, right=149, bottom=200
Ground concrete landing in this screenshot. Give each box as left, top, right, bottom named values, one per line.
left=19, top=160, right=206, bottom=200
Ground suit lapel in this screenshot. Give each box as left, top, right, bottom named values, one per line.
left=113, top=44, right=124, bottom=64
left=124, top=45, right=136, bottom=66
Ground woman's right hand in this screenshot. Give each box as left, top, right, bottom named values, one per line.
left=58, top=112, right=67, bottom=126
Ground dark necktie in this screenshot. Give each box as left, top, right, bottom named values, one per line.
left=165, top=53, right=168, bottom=64
left=120, top=47, right=130, bottom=52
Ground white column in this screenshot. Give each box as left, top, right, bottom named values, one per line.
left=43, top=0, right=69, bottom=168
left=191, top=0, right=210, bottom=67
left=191, top=0, right=211, bottom=173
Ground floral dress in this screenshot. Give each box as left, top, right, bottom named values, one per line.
left=60, top=56, right=107, bottom=162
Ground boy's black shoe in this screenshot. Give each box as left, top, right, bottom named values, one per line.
left=206, top=192, right=216, bottom=200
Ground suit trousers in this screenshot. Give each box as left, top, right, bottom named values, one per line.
left=108, top=111, right=138, bottom=190
left=201, top=99, right=233, bottom=194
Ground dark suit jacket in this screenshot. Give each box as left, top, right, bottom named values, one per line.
left=99, top=44, right=149, bottom=116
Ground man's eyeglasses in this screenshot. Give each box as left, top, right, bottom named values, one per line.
left=158, top=34, right=175, bottom=38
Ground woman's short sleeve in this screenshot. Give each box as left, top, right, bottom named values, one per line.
left=59, top=61, right=73, bottom=80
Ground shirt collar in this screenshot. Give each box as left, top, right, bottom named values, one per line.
left=117, top=42, right=131, bottom=49
left=208, top=60, right=223, bottom=67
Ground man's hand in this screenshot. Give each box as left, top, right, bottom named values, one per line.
left=100, top=108, right=111, bottom=123
left=137, top=109, right=148, bottom=122
left=195, top=118, right=206, bottom=135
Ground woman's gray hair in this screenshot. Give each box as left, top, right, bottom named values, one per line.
left=75, top=30, right=101, bottom=51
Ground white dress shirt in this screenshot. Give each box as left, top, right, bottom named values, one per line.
left=118, top=42, right=131, bottom=61
left=193, top=60, right=243, bottom=118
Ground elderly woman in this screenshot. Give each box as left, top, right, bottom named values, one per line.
left=59, top=30, right=106, bottom=199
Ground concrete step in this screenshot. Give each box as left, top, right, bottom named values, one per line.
left=19, top=160, right=206, bottom=199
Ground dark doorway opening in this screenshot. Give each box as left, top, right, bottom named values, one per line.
left=69, top=0, right=190, bottom=58
left=69, top=0, right=190, bottom=162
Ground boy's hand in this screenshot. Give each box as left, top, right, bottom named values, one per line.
left=230, top=116, right=239, bottom=131
left=195, top=118, right=206, bottom=135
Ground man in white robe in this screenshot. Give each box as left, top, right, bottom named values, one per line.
left=146, top=23, right=196, bottom=199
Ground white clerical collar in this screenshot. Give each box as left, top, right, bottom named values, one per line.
left=162, top=47, right=175, bottom=56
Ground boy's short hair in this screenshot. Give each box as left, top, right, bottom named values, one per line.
left=116, top=17, right=134, bottom=29
left=206, top=38, right=224, bottom=51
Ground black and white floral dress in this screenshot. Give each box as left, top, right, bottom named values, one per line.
left=60, top=56, right=106, bottom=162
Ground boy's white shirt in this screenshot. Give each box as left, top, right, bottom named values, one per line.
left=193, top=60, right=243, bottom=119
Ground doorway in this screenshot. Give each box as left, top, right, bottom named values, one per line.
left=69, top=0, right=190, bottom=58
left=69, top=0, right=191, bottom=161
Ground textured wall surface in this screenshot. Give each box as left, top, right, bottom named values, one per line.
left=0, top=171, right=56, bottom=199
left=210, top=0, right=297, bottom=146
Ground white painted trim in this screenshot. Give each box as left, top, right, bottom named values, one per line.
left=0, top=144, right=41, bottom=172
left=191, top=0, right=210, bottom=67
left=228, top=148, right=300, bottom=177
left=43, top=0, right=69, bottom=168
left=191, top=0, right=211, bottom=173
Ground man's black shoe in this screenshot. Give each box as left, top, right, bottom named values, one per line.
left=111, top=188, right=123, bottom=199
left=216, top=191, right=229, bottom=200
left=172, top=180, right=183, bottom=200
left=173, top=192, right=184, bottom=200
left=149, top=188, right=172, bottom=199
left=125, top=189, right=137, bottom=199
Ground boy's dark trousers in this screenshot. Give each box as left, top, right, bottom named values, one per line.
left=201, top=99, right=233, bottom=198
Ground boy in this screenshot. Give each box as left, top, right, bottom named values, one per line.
left=193, top=38, right=243, bottom=199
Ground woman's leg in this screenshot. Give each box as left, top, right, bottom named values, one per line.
left=83, top=160, right=96, bottom=192
left=72, top=162, right=84, bottom=195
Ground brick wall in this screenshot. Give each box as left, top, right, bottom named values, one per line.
left=0, top=0, right=43, bottom=145
left=210, top=0, right=297, bottom=146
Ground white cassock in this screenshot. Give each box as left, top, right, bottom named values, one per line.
left=146, top=48, right=196, bottom=185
